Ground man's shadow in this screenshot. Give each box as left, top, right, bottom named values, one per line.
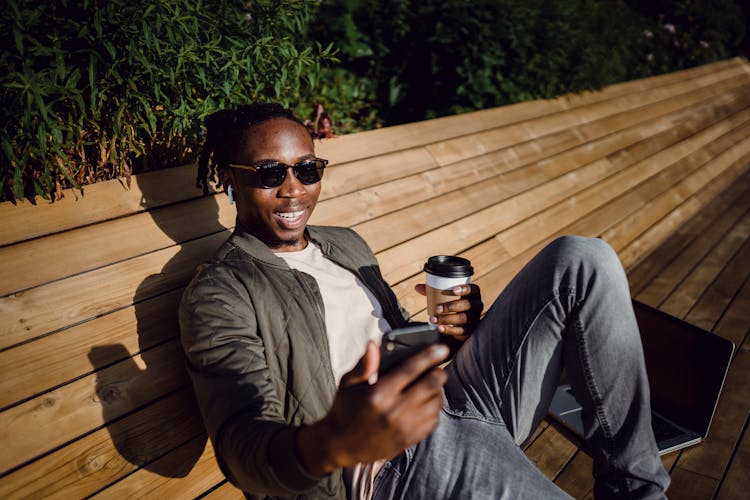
left=88, top=169, right=231, bottom=476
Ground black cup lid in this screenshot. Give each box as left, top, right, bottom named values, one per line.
left=423, top=255, right=474, bottom=277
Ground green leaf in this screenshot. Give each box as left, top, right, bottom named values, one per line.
left=12, top=26, right=23, bottom=56
left=12, top=164, right=23, bottom=200
left=94, top=8, right=103, bottom=37
left=65, top=68, right=81, bottom=90
left=103, top=41, right=116, bottom=60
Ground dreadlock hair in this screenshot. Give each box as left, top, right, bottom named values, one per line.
left=196, top=103, right=305, bottom=194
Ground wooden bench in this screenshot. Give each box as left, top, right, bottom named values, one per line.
left=1, top=56, right=749, bottom=499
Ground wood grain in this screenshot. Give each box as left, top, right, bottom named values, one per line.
left=659, top=215, right=750, bottom=317
left=716, top=414, right=750, bottom=500
left=627, top=176, right=750, bottom=296
left=92, top=435, right=224, bottom=499
left=0, top=388, right=204, bottom=499
left=199, top=481, right=245, bottom=500
left=0, top=340, right=190, bottom=474
left=0, top=231, right=226, bottom=350
left=0, top=289, right=181, bottom=411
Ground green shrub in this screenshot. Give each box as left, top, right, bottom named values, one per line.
left=3, top=0, right=744, bottom=203
left=311, top=0, right=746, bottom=125
left=0, top=0, right=335, bottom=202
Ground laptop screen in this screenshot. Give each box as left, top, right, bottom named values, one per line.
left=633, top=301, right=734, bottom=436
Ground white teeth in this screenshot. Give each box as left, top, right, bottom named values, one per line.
left=276, top=210, right=304, bottom=220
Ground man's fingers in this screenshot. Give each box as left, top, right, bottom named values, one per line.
left=435, top=299, right=471, bottom=315
left=379, top=344, right=450, bottom=392
left=414, top=283, right=427, bottom=297
left=449, top=284, right=480, bottom=297
left=438, top=324, right=470, bottom=340
left=434, top=311, right=469, bottom=326
left=405, top=368, right=447, bottom=404
left=387, top=386, right=444, bottom=427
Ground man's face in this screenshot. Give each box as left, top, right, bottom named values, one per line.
left=225, top=117, right=321, bottom=252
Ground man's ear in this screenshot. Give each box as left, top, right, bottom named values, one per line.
left=221, top=169, right=234, bottom=191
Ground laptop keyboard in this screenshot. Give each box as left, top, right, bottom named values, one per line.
left=651, top=412, right=684, bottom=441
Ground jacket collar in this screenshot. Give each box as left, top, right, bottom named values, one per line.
left=229, top=221, right=336, bottom=268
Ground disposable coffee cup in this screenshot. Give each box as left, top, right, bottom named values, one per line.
left=424, top=256, right=474, bottom=317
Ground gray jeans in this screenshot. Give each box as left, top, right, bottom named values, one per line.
left=373, top=236, right=670, bottom=499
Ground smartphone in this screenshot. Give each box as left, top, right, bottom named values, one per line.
left=379, top=323, right=440, bottom=375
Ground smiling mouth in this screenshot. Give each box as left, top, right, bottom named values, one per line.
left=275, top=210, right=305, bottom=221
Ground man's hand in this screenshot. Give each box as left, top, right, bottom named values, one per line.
left=296, top=341, right=449, bottom=476
left=415, top=283, right=483, bottom=341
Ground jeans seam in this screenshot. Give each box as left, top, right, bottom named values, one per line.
left=572, top=300, right=618, bottom=481
left=371, top=461, right=401, bottom=499
left=497, top=289, right=565, bottom=436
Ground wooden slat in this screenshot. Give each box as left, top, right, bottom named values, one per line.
left=0, top=165, right=210, bottom=247
left=618, top=159, right=750, bottom=271
left=716, top=415, right=750, bottom=500
left=627, top=175, right=750, bottom=296
left=599, top=131, right=750, bottom=255
left=551, top=449, right=682, bottom=497
left=713, top=274, right=750, bottom=349
left=552, top=450, right=595, bottom=498
left=522, top=423, right=578, bottom=481
left=683, top=237, right=750, bottom=330
left=0, top=340, right=189, bottom=474
left=318, top=147, right=438, bottom=200
left=380, top=103, right=750, bottom=291
left=349, top=85, right=750, bottom=254
left=0, top=388, right=204, bottom=499
left=0, top=289, right=181, bottom=411
left=0, top=231, right=225, bottom=350
left=585, top=145, right=750, bottom=256
left=658, top=216, right=750, bottom=317
left=92, top=436, right=225, bottom=499
left=200, top=481, right=245, bottom=500
left=0, top=198, right=233, bottom=297
left=424, top=63, right=750, bottom=166
left=315, top=74, right=750, bottom=231
left=492, top=113, right=750, bottom=260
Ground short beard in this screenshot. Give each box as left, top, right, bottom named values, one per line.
left=266, top=235, right=305, bottom=252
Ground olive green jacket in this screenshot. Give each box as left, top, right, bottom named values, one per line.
left=179, top=224, right=410, bottom=499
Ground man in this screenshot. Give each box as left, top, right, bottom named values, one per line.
left=180, top=103, right=670, bottom=499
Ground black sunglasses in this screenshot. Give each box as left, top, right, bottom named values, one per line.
left=228, top=158, right=328, bottom=188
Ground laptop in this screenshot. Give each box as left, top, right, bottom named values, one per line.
left=549, top=300, right=734, bottom=455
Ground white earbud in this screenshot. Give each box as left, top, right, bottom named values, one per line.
left=227, top=185, right=235, bottom=205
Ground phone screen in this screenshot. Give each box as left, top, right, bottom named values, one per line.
left=379, top=323, right=439, bottom=375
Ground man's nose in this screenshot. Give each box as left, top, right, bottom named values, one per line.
left=276, top=166, right=306, bottom=197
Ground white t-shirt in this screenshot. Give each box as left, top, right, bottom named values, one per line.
left=276, top=241, right=391, bottom=385
left=276, top=242, right=390, bottom=499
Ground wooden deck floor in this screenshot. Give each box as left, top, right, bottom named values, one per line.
left=528, top=164, right=750, bottom=499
